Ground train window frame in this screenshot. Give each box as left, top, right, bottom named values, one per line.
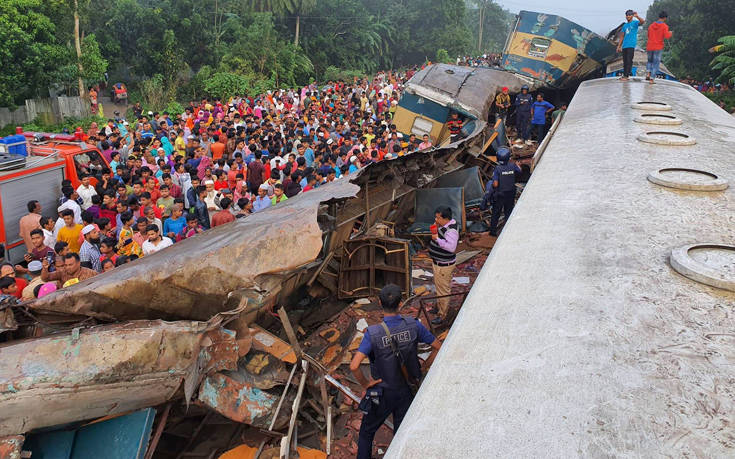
left=529, top=37, right=552, bottom=58
left=411, top=117, right=434, bottom=138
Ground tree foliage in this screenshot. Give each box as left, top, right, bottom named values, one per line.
left=645, top=0, right=735, bottom=80
left=0, top=0, right=510, bottom=107
left=0, top=0, right=68, bottom=106
left=710, top=36, right=735, bottom=85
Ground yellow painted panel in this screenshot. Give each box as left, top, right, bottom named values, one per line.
left=506, top=31, right=579, bottom=72
left=393, top=106, right=444, bottom=144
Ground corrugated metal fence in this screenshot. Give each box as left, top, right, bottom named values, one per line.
left=0, top=96, right=91, bottom=128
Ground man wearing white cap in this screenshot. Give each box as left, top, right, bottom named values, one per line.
left=348, top=156, right=359, bottom=174
left=79, top=225, right=101, bottom=272
left=253, top=183, right=272, bottom=213
left=22, top=260, right=44, bottom=301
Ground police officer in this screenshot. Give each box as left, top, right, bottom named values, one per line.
left=514, top=85, right=533, bottom=142
left=489, top=147, right=521, bottom=237
left=350, top=284, right=441, bottom=459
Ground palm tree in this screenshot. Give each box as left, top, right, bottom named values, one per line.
left=249, top=0, right=316, bottom=47
left=710, top=36, right=735, bottom=84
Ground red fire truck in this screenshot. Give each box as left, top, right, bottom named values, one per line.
left=0, top=131, right=111, bottom=262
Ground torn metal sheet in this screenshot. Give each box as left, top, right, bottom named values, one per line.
left=0, top=320, right=238, bottom=436
left=197, top=373, right=283, bottom=428
left=0, top=436, right=23, bottom=459
left=28, top=179, right=360, bottom=321
left=250, top=326, right=297, bottom=364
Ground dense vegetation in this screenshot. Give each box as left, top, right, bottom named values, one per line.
left=645, top=0, right=735, bottom=81
left=0, top=0, right=514, bottom=108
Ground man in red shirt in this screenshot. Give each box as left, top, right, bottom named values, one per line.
left=210, top=134, right=226, bottom=161
left=646, top=11, right=672, bottom=83
left=211, top=197, right=236, bottom=227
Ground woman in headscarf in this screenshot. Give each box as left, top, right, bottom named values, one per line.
left=197, top=155, right=213, bottom=181
left=160, top=135, right=175, bottom=157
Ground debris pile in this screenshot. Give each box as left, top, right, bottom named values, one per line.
left=0, top=70, right=538, bottom=458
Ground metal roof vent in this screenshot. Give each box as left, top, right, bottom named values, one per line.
left=671, top=244, right=735, bottom=292
left=632, top=101, right=672, bottom=111
left=634, top=113, right=683, bottom=126
left=647, top=168, right=729, bottom=191
left=637, top=131, right=696, bottom=145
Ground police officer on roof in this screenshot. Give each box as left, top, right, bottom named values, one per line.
left=489, top=147, right=521, bottom=237
left=350, top=284, right=442, bottom=459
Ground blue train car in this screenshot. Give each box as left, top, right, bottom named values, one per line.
left=502, top=11, right=618, bottom=88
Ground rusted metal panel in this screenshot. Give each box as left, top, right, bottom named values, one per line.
left=28, top=179, right=360, bottom=321
left=0, top=436, right=23, bottom=459
left=250, top=326, right=297, bottom=364
left=338, top=237, right=411, bottom=299
left=197, top=373, right=281, bottom=428
left=0, top=320, right=238, bottom=436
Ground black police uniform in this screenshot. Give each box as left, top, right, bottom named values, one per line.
left=489, top=161, right=521, bottom=236
left=515, top=92, right=533, bottom=140
left=357, top=316, right=423, bottom=459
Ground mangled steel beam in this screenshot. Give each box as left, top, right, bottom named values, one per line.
left=0, top=319, right=238, bottom=436
left=29, top=179, right=360, bottom=321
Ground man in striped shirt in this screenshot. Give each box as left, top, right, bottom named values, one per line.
left=428, top=206, right=459, bottom=325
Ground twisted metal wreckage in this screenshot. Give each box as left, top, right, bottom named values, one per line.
left=0, top=65, right=531, bottom=457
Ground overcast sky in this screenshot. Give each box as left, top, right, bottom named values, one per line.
left=494, top=0, right=655, bottom=35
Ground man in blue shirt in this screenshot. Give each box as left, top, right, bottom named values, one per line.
left=617, top=9, right=646, bottom=80
left=531, top=94, right=554, bottom=142
left=350, top=284, right=441, bottom=459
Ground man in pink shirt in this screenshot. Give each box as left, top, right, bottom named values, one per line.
left=19, top=200, right=42, bottom=251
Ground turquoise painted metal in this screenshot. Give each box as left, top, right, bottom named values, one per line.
left=23, top=409, right=155, bottom=459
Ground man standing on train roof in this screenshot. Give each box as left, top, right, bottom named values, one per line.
left=514, top=85, right=533, bottom=144
left=489, top=147, right=521, bottom=237
left=350, top=284, right=442, bottom=459
left=617, top=9, right=646, bottom=81
left=646, top=11, right=672, bottom=84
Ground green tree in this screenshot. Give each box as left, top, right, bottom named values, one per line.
left=467, top=0, right=513, bottom=53
left=710, top=36, right=735, bottom=84
left=79, top=34, right=108, bottom=85
left=645, top=0, right=735, bottom=80
left=250, top=0, right=316, bottom=47
left=0, top=0, right=69, bottom=106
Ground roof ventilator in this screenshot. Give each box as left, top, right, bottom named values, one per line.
left=637, top=131, right=696, bottom=146
left=670, top=244, right=735, bottom=292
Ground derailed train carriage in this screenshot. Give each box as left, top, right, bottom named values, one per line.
left=386, top=77, right=735, bottom=457
left=502, top=10, right=618, bottom=88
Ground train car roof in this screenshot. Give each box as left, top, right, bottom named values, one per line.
left=387, top=78, right=735, bottom=457
left=404, top=64, right=530, bottom=120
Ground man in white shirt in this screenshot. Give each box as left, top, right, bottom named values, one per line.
left=53, top=187, right=82, bottom=237
left=141, top=224, right=173, bottom=256
left=76, top=174, right=98, bottom=210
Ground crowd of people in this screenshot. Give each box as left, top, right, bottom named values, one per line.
left=1, top=69, right=456, bottom=305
